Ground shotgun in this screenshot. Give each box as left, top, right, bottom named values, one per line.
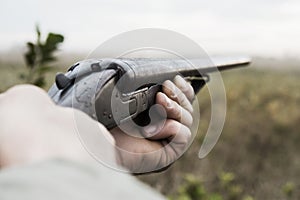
left=48, top=56, right=251, bottom=129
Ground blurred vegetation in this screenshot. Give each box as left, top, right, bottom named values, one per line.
left=0, top=47, right=299, bottom=199
left=139, top=67, right=300, bottom=200
left=169, top=172, right=254, bottom=200
left=21, top=25, right=64, bottom=87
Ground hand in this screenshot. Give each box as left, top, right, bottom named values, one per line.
left=0, top=85, right=117, bottom=168
left=110, top=75, right=195, bottom=174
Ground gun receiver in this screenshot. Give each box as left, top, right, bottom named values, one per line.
left=48, top=56, right=251, bottom=129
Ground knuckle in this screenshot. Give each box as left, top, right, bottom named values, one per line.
left=177, top=90, right=185, bottom=103
left=166, top=104, right=175, bottom=113
left=174, top=75, right=188, bottom=89
left=164, top=80, right=173, bottom=87
left=185, top=102, right=194, bottom=114
left=175, top=107, right=182, bottom=120
left=178, top=81, right=190, bottom=93
left=186, top=114, right=193, bottom=127
left=163, top=80, right=175, bottom=93
left=170, top=102, right=182, bottom=119
left=167, top=120, right=181, bottom=134
left=175, top=125, right=191, bottom=146
left=171, top=92, right=179, bottom=102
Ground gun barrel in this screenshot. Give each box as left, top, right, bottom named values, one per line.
left=114, top=56, right=251, bottom=92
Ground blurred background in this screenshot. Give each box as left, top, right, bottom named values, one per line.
left=0, top=0, right=299, bottom=199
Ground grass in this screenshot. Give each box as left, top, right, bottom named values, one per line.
left=140, top=67, right=300, bottom=200
left=0, top=59, right=71, bottom=93
left=0, top=57, right=299, bottom=199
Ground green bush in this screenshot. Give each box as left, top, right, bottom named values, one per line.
left=21, top=25, right=64, bottom=87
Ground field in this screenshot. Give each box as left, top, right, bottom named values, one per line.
left=0, top=56, right=299, bottom=199
left=141, top=64, right=300, bottom=200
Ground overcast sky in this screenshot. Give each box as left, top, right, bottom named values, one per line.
left=1, top=0, right=300, bottom=58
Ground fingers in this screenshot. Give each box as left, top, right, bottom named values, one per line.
left=162, top=77, right=194, bottom=114
left=173, top=75, right=195, bottom=102
left=142, top=118, right=192, bottom=162
left=142, top=119, right=191, bottom=143
left=153, top=75, right=194, bottom=128
left=156, top=92, right=193, bottom=127
left=113, top=76, right=195, bottom=173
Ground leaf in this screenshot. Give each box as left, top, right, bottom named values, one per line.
left=40, top=33, right=64, bottom=64
left=23, top=26, right=64, bottom=88
left=24, top=42, right=36, bottom=68
left=45, top=33, right=64, bottom=51
left=39, top=50, right=56, bottom=64
left=36, top=25, right=41, bottom=45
